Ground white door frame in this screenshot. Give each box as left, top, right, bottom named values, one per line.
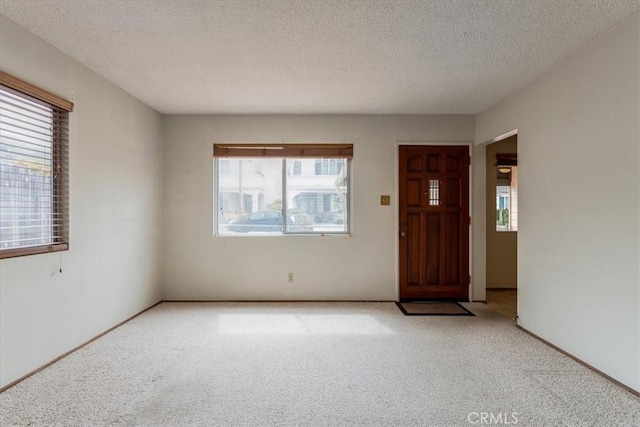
left=473, top=129, right=518, bottom=302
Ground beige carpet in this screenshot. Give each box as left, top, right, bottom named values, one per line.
left=1, top=302, right=638, bottom=426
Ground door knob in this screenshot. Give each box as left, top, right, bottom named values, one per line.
left=400, top=231, right=407, bottom=237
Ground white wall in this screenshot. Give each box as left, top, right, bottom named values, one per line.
left=163, top=115, right=475, bottom=301
left=0, top=15, right=163, bottom=387
left=476, top=16, right=640, bottom=391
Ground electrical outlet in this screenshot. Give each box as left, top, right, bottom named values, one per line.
left=380, top=195, right=390, bottom=205
left=288, top=273, right=294, bottom=282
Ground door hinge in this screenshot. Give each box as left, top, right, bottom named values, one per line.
left=468, top=156, right=472, bottom=165
left=469, top=216, right=471, bottom=226
left=468, top=275, right=471, bottom=285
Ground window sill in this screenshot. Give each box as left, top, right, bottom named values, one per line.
left=0, top=243, right=69, bottom=260
left=214, top=233, right=352, bottom=238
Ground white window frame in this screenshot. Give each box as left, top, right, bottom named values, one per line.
left=213, top=144, right=353, bottom=236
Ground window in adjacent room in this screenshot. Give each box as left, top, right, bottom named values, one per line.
left=214, top=144, right=352, bottom=235
left=0, top=71, right=73, bottom=258
left=496, top=163, right=518, bottom=232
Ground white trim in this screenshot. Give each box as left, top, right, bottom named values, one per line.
left=477, top=128, right=518, bottom=147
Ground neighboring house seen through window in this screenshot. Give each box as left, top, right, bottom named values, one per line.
left=214, top=144, right=352, bottom=235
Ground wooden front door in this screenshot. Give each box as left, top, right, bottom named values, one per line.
left=399, top=145, right=470, bottom=301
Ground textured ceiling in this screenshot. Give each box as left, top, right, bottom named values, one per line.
left=0, top=0, right=638, bottom=114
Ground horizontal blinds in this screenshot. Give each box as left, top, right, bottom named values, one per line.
left=214, top=143, right=353, bottom=159
left=0, top=83, right=69, bottom=258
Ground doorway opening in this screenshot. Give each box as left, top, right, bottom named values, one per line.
left=485, top=134, right=517, bottom=318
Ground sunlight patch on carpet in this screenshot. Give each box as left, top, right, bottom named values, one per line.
left=218, top=314, right=395, bottom=335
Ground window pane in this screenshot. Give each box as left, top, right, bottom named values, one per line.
left=286, top=158, right=348, bottom=233
left=215, top=155, right=350, bottom=235
left=0, top=87, right=55, bottom=250
left=428, top=179, right=439, bottom=206
left=217, top=158, right=283, bottom=234
left=509, top=166, right=518, bottom=231
left=496, top=166, right=518, bottom=232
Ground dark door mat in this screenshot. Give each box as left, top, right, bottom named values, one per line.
left=396, top=301, right=474, bottom=316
